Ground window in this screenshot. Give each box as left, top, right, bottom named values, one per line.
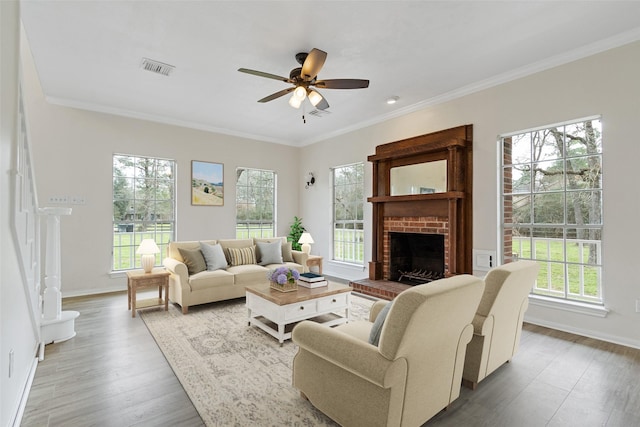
left=501, top=117, right=603, bottom=304
left=112, top=154, right=175, bottom=271
left=333, top=163, right=365, bottom=264
left=236, top=167, right=276, bottom=238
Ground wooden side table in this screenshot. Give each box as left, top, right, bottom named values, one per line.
left=127, top=268, right=170, bottom=318
left=306, top=255, right=323, bottom=274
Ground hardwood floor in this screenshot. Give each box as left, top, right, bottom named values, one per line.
left=22, top=291, right=640, bottom=426
left=21, top=291, right=204, bottom=427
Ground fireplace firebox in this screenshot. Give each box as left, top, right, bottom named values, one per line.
left=389, top=232, right=445, bottom=285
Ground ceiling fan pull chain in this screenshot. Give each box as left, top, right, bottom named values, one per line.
left=302, top=103, right=306, bottom=124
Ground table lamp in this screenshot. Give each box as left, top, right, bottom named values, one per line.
left=298, top=232, right=314, bottom=255
left=137, top=239, right=160, bottom=273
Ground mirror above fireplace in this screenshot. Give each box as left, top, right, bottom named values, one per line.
left=390, top=160, right=447, bottom=195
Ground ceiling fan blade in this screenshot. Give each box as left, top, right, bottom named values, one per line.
left=314, top=79, right=370, bottom=89
left=257, top=87, right=294, bottom=103
left=301, top=48, right=327, bottom=80
left=238, top=68, right=291, bottom=83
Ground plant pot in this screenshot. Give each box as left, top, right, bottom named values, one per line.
left=270, top=280, right=298, bottom=292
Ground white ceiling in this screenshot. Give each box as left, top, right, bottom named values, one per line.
left=20, top=1, right=640, bottom=146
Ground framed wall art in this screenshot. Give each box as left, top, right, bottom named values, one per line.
left=191, top=160, right=224, bottom=206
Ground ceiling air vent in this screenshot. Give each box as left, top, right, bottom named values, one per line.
left=141, top=58, right=175, bottom=76
left=308, top=109, right=331, bottom=117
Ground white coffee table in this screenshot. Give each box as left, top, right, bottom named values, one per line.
left=246, top=282, right=352, bottom=346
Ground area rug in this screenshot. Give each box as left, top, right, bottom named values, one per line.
left=140, top=294, right=375, bottom=426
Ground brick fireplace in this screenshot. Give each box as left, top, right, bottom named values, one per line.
left=350, top=125, right=473, bottom=300
left=385, top=216, right=449, bottom=281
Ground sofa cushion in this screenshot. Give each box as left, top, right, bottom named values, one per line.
left=254, top=237, right=294, bottom=262
left=256, top=241, right=283, bottom=265
left=200, top=242, right=228, bottom=271
left=368, top=301, right=393, bottom=346
left=178, top=247, right=206, bottom=275
left=228, top=246, right=257, bottom=266
left=188, top=269, right=235, bottom=291
left=227, top=264, right=270, bottom=285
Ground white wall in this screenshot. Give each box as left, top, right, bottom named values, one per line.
left=21, top=40, right=302, bottom=296
left=300, top=41, right=640, bottom=348
left=1, top=1, right=40, bottom=425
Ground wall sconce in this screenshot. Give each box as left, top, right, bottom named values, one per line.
left=305, top=172, right=315, bottom=189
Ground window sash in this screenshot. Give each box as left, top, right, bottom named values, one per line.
left=500, top=117, right=603, bottom=304
left=112, top=154, right=175, bottom=271
left=333, top=163, right=365, bottom=264
left=236, top=167, right=276, bottom=239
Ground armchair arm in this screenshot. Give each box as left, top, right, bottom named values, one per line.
left=291, top=250, right=309, bottom=268
left=369, top=300, right=389, bottom=322
left=292, top=321, right=407, bottom=388
left=471, top=313, right=494, bottom=336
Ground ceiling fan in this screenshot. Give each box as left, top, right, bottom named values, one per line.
left=238, top=48, right=369, bottom=111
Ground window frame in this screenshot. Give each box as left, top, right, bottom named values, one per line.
left=332, top=162, right=365, bottom=265
left=235, top=167, right=277, bottom=239
left=112, top=153, right=176, bottom=272
left=499, top=116, right=604, bottom=306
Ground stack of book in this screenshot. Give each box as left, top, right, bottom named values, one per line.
left=298, top=272, right=328, bottom=288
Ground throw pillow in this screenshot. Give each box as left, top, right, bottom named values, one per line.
left=256, top=241, right=283, bottom=265
left=228, top=246, right=257, bottom=266
left=368, top=301, right=393, bottom=346
left=178, top=247, right=206, bottom=275
left=199, top=242, right=228, bottom=271
left=281, top=241, right=294, bottom=262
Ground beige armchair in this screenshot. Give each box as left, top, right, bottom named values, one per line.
left=462, top=260, right=540, bottom=389
left=292, top=275, right=485, bottom=427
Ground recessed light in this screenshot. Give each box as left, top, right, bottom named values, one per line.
left=386, top=96, right=399, bottom=105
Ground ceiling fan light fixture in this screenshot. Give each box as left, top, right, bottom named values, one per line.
left=288, top=94, right=302, bottom=109
left=308, top=90, right=323, bottom=107
left=293, top=86, right=307, bottom=100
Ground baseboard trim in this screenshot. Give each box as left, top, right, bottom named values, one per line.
left=524, top=315, right=640, bottom=350
left=63, top=285, right=127, bottom=298
left=11, top=354, right=38, bottom=427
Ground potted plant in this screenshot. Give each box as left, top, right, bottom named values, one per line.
left=268, top=267, right=300, bottom=292
left=288, top=216, right=306, bottom=251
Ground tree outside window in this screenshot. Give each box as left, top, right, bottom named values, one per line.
left=236, top=167, right=276, bottom=239
left=501, top=117, right=603, bottom=303
left=112, top=154, right=175, bottom=271
left=333, top=163, right=364, bottom=264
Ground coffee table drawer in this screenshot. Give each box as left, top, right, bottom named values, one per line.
left=284, top=300, right=317, bottom=320
left=317, top=293, right=348, bottom=311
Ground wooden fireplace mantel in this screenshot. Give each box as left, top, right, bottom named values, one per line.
left=367, top=125, right=473, bottom=280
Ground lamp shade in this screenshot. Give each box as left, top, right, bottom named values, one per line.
left=288, top=94, right=302, bottom=109
left=293, top=86, right=307, bottom=100
left=307, top=90, right=323, bottom=107
left=136, top=239, right=160, bottom=254
left=298, top=233, right=314, bottom=244
left=298, top=232, right=314, bottom=255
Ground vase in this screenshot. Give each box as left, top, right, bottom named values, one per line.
left=270, top=280, right=298, bottom=292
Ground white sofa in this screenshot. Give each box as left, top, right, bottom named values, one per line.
left=163, top=237, right=307, bottom=313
